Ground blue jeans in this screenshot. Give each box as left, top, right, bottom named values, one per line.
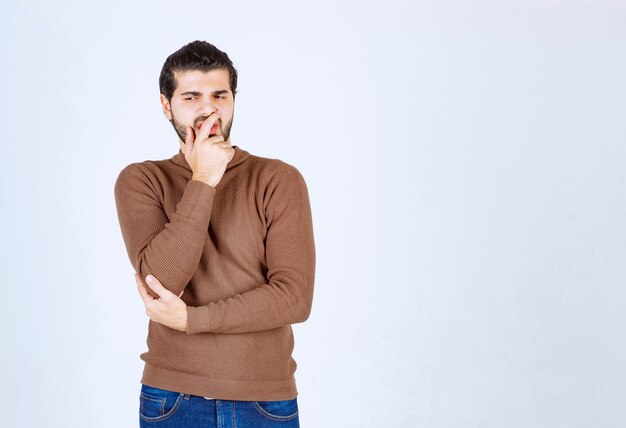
left=139, top=384, right=300, bottom=427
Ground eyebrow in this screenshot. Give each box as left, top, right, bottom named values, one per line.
left=179, top=90, right=229, bottom=97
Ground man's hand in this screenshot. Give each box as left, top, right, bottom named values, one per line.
left=135, top=273, right=188, bottom=332
left=183, top=112, right=234, bottom=187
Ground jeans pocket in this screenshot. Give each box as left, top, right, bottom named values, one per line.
left=139, top=384, right=184, bottom=422
left=253, top=398, right=299, bottom=421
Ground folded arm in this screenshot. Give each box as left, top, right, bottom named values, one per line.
left=114, top=164, right=215, bottom=299
left=185, top=166, right=316, bottom=334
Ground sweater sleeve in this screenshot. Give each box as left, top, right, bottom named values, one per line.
left=114, top=163, right=216, bottom=299
left=186, top=165, right=316, bottom=334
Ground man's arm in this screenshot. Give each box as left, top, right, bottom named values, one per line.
left=114, top=163, right=215, bottom=299
left=185, top=165, right=316, bottom=334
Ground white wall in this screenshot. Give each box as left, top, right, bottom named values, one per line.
left=1, top=0, right=625, bottom=426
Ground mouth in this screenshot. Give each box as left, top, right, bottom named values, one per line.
left=195, top=119, right=220, bottom=136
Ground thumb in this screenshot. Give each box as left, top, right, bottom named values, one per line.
left=145, top=275, right=167, bottom=298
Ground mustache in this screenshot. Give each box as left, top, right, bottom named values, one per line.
left=194, top=116, right=220, bottom=128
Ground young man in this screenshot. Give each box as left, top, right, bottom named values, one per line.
left=114, top=40, right=315, bottom=427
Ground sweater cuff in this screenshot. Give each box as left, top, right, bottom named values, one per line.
left=173, top=180, right=216, bottom=232
left=179, top=179, right=216, bottom=211
left=186, top=305, right=211, bottom=334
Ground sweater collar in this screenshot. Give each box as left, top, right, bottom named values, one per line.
left=171, top=145, right=250, bottom=172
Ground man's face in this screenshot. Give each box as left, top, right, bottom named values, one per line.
left=160, top=68, right=235, bottom=149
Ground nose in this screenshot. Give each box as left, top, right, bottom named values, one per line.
left=197, top=98, right=218, bottom=116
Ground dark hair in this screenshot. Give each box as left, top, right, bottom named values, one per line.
left=159, top=40, right=238, bottom=100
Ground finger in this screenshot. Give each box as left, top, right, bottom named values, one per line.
left=197, top=112, right=221, bottom=142
left=211, top=141, right=231, bottom=153
left=207, top=138, right=232, bottom=161
left=185, top=126, right=195, bottom=144
left=145, top=274, right=175, bottom=300
left=135, top=273, right=153, bottom=304
left=206, top=135, right=226, bottom=144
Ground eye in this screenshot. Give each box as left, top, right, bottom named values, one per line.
left=184, top=97, right=196, bottom=101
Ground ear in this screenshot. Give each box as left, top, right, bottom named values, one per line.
left=160, top=93, right=173, bottom=120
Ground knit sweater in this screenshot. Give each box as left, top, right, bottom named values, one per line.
left=113, top=145, right=316, bottom=401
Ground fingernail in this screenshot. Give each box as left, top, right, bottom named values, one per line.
left=146, top=275, right=154, bottom=283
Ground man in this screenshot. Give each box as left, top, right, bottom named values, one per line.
left=114, top=40, right=315, bottom=427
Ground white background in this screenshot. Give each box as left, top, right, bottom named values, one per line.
left=1, top=1, right=625, bottom=427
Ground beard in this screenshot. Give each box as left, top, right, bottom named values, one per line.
left=169, top=110, right=234, bottom=143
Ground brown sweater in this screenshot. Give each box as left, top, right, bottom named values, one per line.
left=113, top=145, right=315, bottom=401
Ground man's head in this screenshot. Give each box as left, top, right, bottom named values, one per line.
left=159, top=41, right=238, bottom=148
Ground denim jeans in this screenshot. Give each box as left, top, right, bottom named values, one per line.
left=139, top=383, right=300, bottom=427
